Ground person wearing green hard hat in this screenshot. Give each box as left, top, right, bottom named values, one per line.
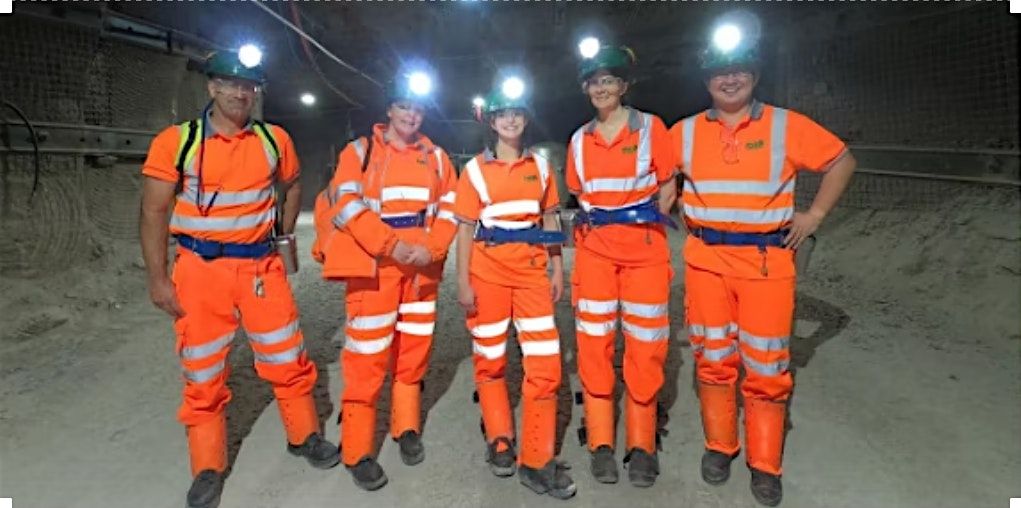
left=316, top=63, right=459, bottom=492
left=456, top=75, right=574, bottom=499
left=670, top=13, right=856, bottom=507
left=139, top=45, right=340, bottom=508
left=566, top=37, right=680, bottom=490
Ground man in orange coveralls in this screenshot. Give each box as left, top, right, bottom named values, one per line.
left=671, top=14, right=856, bottom=506
left=139, top=48, right=338, bottom=508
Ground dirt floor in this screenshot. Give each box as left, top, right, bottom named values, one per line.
left=1, top=186, right=1019, bottom=508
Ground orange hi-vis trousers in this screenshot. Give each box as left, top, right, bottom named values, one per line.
left=172, top=248, right=319, bottom=476
left=468, top=276, right=562, bottom=469
left=339, top=262, right=441, bottom=466
left=685, top=265, right=794, bottom=476
left=572, top=250, right=671, bottom=455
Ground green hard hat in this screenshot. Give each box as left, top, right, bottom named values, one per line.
left=387, top=70, right=435, bottom=106
left=482, top=79, right=529, bottom=115
left=204, top=51, right=267, bottom=84
left=578, top=46, right=636, bottom=82
left=699, top=44, right=760, bottom=73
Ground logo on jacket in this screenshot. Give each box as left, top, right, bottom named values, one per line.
left=416, top=157, right=428, bottom=165
left=745, top=139, right=765, bottom=150
left=524, top=174, right=539, bottom=182
left=622, top=145, right=638, bottom=154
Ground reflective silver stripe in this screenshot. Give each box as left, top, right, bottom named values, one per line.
left=261, top=145, right=278, bottom=178
left=683, top=178, right=794, bottom=197
left=534, top=154, right=550, bottom=194
left=465, top=157, right=491, bottom=204
left=170, top=209, right=274, bottom=231
left=621, top=301, right=667, bottom=319
left=178, top=187, right=272, bottom=207
left=571, top=127, right=586, bottom=185
left=739, top=330, right=790, bottom=352
left=335, top=180, right=363, bottom=196
left=364, top=197, right=381, bottom=213
left=689, top=322, right=737, bottom=340
left=622, top=321, right=669, bottom=342
left=483, top=218, right=538, bottom=230
left=683, top=204, right=793, bottom=225
left=634, top=112, right=652, bottom=178
left=583, top=173, right=657, bottom=194
left=352, top=138, right=366, bottom=163
left=681, top=115, right=696, bottom=174
left=247, top=320, right=300, bottom=346
left=254, top=344, right=304, bottom=365
left=703, top=343, right=739, bottom=362
left=333, top=199, right=369, bottom=228
left=473, top=340, right=506, bottom=360
left=440, top=191, right=456, bottom=204
left=577, top=299, right=618, bottom=315
left=399, top=301, right=436, bottom=314
left=471, top=318, right=511, bottom=339
left=580, top=196, right=652, bottom=212
left=576, top=319, right=616, bottom=336
left=514, top=315, right=556, bottom=333
left=480, top=199, right=541, bottom=229
left=344, top=334, right=392, bottom=355
left=381, top=186, right=431, bottom=203
left=770, top=108, right=788, bottom=182
left=436, top=210, right=458, bottom=224
left=395, top=321, right=435, bottom=336
left=180, top=332, right=234, bottom=360
left=520, top=339, right=560, bottom=357
left=348, top=311, right=398, bottom=330
left=183, top=361, right=225, bottom=383
left=434, top=148, right=445, bottom=179
left=741, top=353, right=789, bottom=377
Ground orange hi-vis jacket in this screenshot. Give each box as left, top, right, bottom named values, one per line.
left=313, top=124, right=457, bottom=279
left=454, top=148, right=560, bottom=288
left=671, top=101, right=847, bottom=279
left=143, top=112, right=297, bottom=244
left=566, top=107, right=679, bottom=266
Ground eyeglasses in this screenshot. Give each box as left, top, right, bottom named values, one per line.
left=584, top=75, right=624, bottom=89
left=213, top=77, right=261, bottom=95
left=710, top=70, right=753, bottom=81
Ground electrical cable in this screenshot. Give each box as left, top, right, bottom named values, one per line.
left=2, top=100, right=42, bottom=205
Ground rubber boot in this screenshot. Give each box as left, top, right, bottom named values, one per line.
left=185, top=414, right=227, bottom=508
left=590, top=445, right=619, bottom=484
left=745, top=398, right=786, bottom=506
left=279, top=396, right=340, bottom=469
left=624, top=394, right=659, bottom=487
left=519, top=460, right=577, bottom=500
left=347, top=456, right=388, bottom=492
left=698, top=383, right=740, bottom=485
left=391, top=380, right=424, bottom=466
left=486, top=436, right=518, bottom=477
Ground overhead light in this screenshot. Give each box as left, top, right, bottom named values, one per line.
left=472, top=96, right=485, bottom=107
left=238, top=43, right=263, bottom=68
left=501, top=77, right=525, bottom=100
left=578, top=37, right=600, bottom=59
left=408, top=71, right=433, bottom=97
left=712, top=24, right=742, bottom=53
left=300, top=93, right=316, bottom=106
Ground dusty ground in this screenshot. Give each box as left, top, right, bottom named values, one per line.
left=1, top=187, right=1019, bottom=508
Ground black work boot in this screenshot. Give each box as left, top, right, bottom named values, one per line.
left=287, top=433, right=340, bottom=470
left=701, top=449, right=735, bottom=485
left=347, top=457, right=388, bottom=491
left=186, top=469, right=224, bottom=508
left=486, top=437, right=517, bottom=477
left=519, top=460, right=577, bottom=500
left=750, top=467, right=783, bottom=506
left=396, top=430, right=425, bottom=466
left=624, top=448, right=660, bottom=488
left=590, top=445, right=619, bottom=484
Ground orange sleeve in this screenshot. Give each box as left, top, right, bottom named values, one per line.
left=141, top=126, right=182, bottom=183
left=668, top=120, right=686, bottom=175
left=329, top=138, right=398, bottom=257
left=541, top=158, right=561, bottom=211
left=650, top=115, right=679, bottom=183
left=787, top=111, right=847, bottom=173
left=271, top=125, right=300, bottom=184
left=565, top=139, right=581, bottom=194
left=425, top=149, right=459, bottom=261
left=453, top=161, right=482, bottom=223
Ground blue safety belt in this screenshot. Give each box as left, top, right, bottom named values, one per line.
left=575, top=200, right=679, bottom=230
left=475, top=225, right=566, bottom=245
left=381, top=211, right=427, bottom=229
left=175, top=234, right=274, bottom=260
left=688, top=226, right=789, bottom=249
